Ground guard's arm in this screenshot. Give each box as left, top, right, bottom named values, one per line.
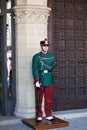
left=32, top=54, right=40, bottom=87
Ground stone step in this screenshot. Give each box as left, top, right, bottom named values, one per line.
left=0, top=116, right=22, bottom=126
left=54, top=108, right=87, bottom=119
left=0, top=108, right=87, bottom=126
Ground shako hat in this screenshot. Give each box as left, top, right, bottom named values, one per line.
left=40, top=38, right=49, bottom=46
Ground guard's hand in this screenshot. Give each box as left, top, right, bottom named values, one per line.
left=35, top=81, right=40, bottom=88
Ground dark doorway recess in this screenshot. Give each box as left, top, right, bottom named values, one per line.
left=0, top=0, right=16, bottom=115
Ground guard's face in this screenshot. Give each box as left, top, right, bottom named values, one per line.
left=41, top=45, right=49, bottom=53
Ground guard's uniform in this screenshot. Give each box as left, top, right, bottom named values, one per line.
left=32, top=51, right=55, bottom=118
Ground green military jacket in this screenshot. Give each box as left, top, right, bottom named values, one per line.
left=32, top=52, right=55, bottom=87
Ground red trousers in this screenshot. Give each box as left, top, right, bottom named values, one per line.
left=35, top=85, right=54, bottom=117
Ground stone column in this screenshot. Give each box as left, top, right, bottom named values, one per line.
left=13, top=0, right=51, bottom=118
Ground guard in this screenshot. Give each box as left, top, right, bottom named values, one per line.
left=32, top=38, right=55, bottom=122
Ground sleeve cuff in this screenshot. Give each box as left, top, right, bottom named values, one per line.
left=34, top=78, right=39, bottom=82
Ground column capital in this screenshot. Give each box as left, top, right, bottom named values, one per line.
left=13, top=5, right=51, bottom=24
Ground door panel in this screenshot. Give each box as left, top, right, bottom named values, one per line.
left=49, top=0, right=87, bottom=111
left=0, top=0, right=16, bottom=115
left=0, top=16, right=2, bottom=114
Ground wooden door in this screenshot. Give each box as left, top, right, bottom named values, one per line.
left=48, top=0, right=87, bottom=111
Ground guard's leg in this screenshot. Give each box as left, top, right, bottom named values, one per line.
left=44, top=85, right=54, bottom=118
left=37, top=86, right=44, bottom=118
left=35, top=87, right=40, bottom=119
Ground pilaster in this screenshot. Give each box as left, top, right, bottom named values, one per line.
left=13, top=2, right=51, bottom=118
left=14, top=5, right=50, bottom=24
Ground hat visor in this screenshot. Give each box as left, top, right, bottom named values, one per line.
left=41, top=44, right=49, bottom=46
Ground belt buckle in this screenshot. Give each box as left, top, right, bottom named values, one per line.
left=44, top=70, right=48, bottom=73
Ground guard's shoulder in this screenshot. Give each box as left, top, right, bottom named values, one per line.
left=48, top=52, right=54, bottom=57
left=33, top=52, right=40, bottom=58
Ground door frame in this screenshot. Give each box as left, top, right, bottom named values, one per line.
left=0, top=0, right=16, bottom=115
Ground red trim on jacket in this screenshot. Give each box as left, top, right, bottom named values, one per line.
left=34, top=78, right=39, bottom=82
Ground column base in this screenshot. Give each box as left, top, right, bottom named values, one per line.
left=14, top=107, right=35, bottom=118
left=14, top=111, right=35, bottom=118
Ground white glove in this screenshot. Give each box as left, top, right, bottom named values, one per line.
left=35, top=81, right=40, bottom=88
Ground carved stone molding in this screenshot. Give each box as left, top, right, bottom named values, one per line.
left=13, top=5, right=51, bottom=24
